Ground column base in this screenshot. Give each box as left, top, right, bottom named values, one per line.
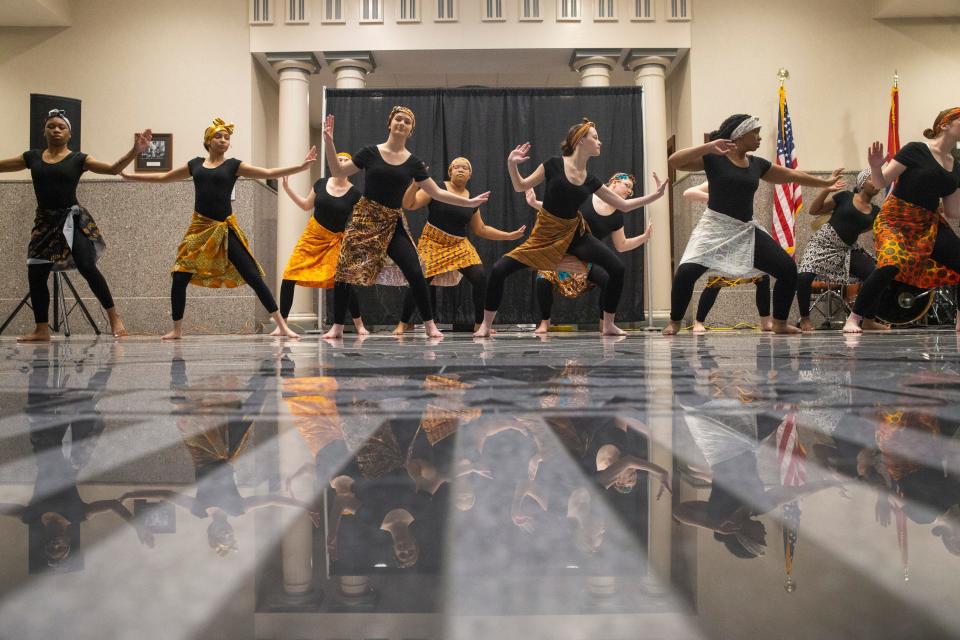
left=265, top=587, right=324, bottom=612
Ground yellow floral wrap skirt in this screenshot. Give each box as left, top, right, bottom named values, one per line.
left=172, top=212, right=264, bottom=288
left=416, top=223, right=482, bottom=287
left=282, top=217, right=343, bottom=288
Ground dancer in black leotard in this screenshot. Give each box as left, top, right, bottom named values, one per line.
left=320, top=108, right=489, bottom=339
left=277, top=152, right=369, bottom=336
left=664, top=113, right=844, bottom=336
left=0, top=109, right=152, bottom=341
left=394, top=156, right=526, bottom=334
left=474, top=119, right=667, bottom=337
left=122, top=118, right=316, bottom=340
left=525, top=172, right=653, bottom=333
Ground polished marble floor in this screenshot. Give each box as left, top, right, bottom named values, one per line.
left=0, top=329, right=959, bottom=640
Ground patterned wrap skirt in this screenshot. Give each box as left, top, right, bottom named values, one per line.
left=335, top=196, right=418, bottom=287
left=416, top=223, right=482, bottom=287
left=172, top=212, right=264, bottom=288
left=506, top=207, right=587, bottom=270
left=873, top=195, right=960, bottom=289
left=282, top=217, right=343, bottom=288
left=27, top=205, right=106, bottom=271
left=536, top=265, right=594, bottom=299
left=797, top=222, right=862, bottom=284
left=704, top=275, right=766, bottom=290
left=679, top=209, right=763, bottom=279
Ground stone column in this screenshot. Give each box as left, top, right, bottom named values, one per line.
left=268, top=53, right=320, bottom=327
left=570, top=49, right=620, bottom=87
left=325, top=52, right=376, bottom=89
left=626, top=51, right=675, bottom=323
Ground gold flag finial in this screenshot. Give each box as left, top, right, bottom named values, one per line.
left=777, top=68, right=790, bottom=87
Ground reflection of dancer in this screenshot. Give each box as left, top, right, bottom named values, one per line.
left=122, top=118, right=315, bottom=340
left=394, top=156, right=526, bottom=334
left=0, top=346, right=152, bottom=572
left=320, top=109, right=489, bottom=339
left=120, top=358, right=319, bottom=556
left=797, top=170, right=887, bottom=332
left=844, top=108, right=960, bottom=333
left=277, top=152, right=369, bottom=336
left=665, top=114, right=844, bottom=335
left=682, top=182, right=772, bottom=333
left=527, top=172, right=653, bottom=334
left=474, top=119, right=667, bottom=337
left=0, top=109, right=151, bottom=340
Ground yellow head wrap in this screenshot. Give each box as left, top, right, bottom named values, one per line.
left=337, top=151, right=352, bottom=160
left=448, top=156, right=472, bottom=175
left=388, top=106, right=416, bottom=132
left=570, top=118, right=596, bottom=148
left=203, top=117, right=235, bottom=147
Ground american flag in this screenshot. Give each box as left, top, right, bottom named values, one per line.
left=777, top=410, right=805, bottom=591
left=772, top=85, right=802, bottom=255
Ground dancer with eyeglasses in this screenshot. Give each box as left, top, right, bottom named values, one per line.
left=0, top=108, right=152, bottom=341
left=526, top=172, right=653, bottom=334
left=474, top=118, right=667, bottom=338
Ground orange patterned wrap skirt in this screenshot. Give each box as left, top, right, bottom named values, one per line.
left=282, top=217, right=343, bottom=288
left=874, top=195, right=960, bottom=289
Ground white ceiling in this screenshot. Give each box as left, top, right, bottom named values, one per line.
left=874, top=0, right=960, bottom=17
left=0, top=0, right=70, bottom=27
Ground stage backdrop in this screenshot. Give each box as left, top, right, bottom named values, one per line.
left=324, top=87, right=645, bottom=326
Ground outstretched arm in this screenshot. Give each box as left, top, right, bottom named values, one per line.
left=403, top=180, right=433, bottom=210
left=669, top=139, right=737, bottom=172
left=85, top=130, right=153, bottom=175
left=610, top=224, right=653, bottom=253
left=417, top=177, right=489, bottom=208
left=238, top=146, right=317, bottom=179
left=321, top=114, right=360, bottom=179
left=807, top=185, right=841, bottom=216
left=281, top=176, right=316, bottom=211
left=764, top=165, right=845, bottom=189
left=506, top=143, right=545, bottom=192
left=121, top=164, right=190, bottom=183
left=594, top=172, right=668, bottom=212
left=469, top=210, right=526, bottom=241
left=0, top=155, right=27, bottom=173
left=682, top=182, right=709, bottom=203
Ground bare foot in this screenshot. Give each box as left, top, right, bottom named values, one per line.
left=161, top=329, right=182, bottom=341
left=759, top=316, right=774, bottom=332
left=392, top=322, right=413, bottom=336
left=534, top=321, right=550, bottom=335
left=269, top=325, right=284, bottom=337
left=17, top=329, right=51, bottom=342
left=771, top=320, right=802, bottom=335
left=278, top=327, right=301, bottom=339
left=106, top=309, right=129, bottom=337
left=661, top=321, right=681, bottom=336
left=354, top=323, right=371, bottom=336
left=692, top=321, right=707, bottom=334
left=862, top=319, right=891, bottom=331
left=424, top=321, right=443, bottom=339
left=842, top=316, right=863, bottom=334
left=601, top=322, right=627, bottom=336
left=799, top=317, right=815, bottom=332
left=323, top=324, right=344, bottom=339
left=473, top=323, right=493, bottom=338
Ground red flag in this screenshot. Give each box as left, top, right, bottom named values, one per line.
left=887, top=84, right=901, bottom=161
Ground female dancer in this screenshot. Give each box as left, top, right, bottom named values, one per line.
left=277, top=152, right=369, bottom=336
left=526, top=172, right=653, bottom=334
left=797, top=170, right=886, bottom=332
left=843, top=108, right=960, bottom=334
left=122, top=118, right=314, bottom=340
left=320, top=108, right=489, bottom=339
left=0, top=108, right=151, bottom=341
left=682, top=182, right=772, bottom=333
left=474, top=118, right=667, bottom=338
left=664, top=113, right=844, bottom=335
left=393, top=156, right=526, bottom=334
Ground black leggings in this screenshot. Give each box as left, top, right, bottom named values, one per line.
left=536, top=265, right=610, bottom=321
left=400, top=264, right=487, bottom=325
left=853, top=221, right=960, bottom=318
left=28, top=231, right=115, bottom=324
left=333, top=220, right=431, bottom=325
left=171, top=229, right=277, bottom=321
left=797, top=249, right=875, bottom=317
left=485, top=231, right=625, bottom=314
left=280, top=279, right=361, bottom=321
left=695, top=275, right=771, bottom=323
left=671, top=228, right=797, bottom=322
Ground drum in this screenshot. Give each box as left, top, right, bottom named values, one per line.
left=875, top=281, right=934, bottom=325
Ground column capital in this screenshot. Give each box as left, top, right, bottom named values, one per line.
left=623, top=48, right=682, bottom=72
left=324, top=51, right=376, bottom=74
left=569, top=48, right=621, bottom=73
left=266, top=51, right=321, bottom=74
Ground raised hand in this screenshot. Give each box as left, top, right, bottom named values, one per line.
left=134, top=129, right=153, bottom=154
left=281, top=176, right=289, bottom=187
left=506, top=224, right=527, bottom=240
left=303, top=145, right=318, bottom=165
left=707, top=138, right=737, bottom=155
left=825, top=167, right=846, bottom=190
left=652, top=171, right=669, bottom=197
left=468, top=191, right=491, bottom=207
left=508, top=142, right=531, bottom=166
left=524, top=188, right=539, bottom=209
left=867, top=141, right=885, bottom=170
left=323, top=114, right=335, bottom=142
left=640, top=221, right=654, bottom=240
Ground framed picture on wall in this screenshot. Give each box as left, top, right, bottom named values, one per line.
left=30, top=94, right=82, bottom=151
left=135, top=132, right=172, bottom=172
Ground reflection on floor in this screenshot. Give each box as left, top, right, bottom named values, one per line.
left=0, top=330, right=959, bottom=640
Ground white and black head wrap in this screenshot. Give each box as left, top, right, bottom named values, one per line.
left=855, top=169, right=872, bottom=193
left=730, top=116, right=761, bottom=141
left=44, top=108, right=72, bottom=131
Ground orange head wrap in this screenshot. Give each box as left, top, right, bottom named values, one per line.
left=570, top=118, right=596, bottom=148
left=924, top=108, right=960, bottom=139
left=203, top=117, right=235, bottom=147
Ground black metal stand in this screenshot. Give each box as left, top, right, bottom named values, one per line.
left=0, top=272, right=101, bottom=337
left=809, top=283, right=850, bottom=329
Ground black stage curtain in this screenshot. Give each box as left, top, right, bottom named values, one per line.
left=325, top=87, right=645, bottom=326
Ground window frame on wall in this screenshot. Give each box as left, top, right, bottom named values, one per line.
left=359, top=0, right=384, bottom=23
left=594, top=0, right=618, bottom=21
left=397, top=0, right=421, bottom=22
left=556, top=0, right=582, bottom=21
left=285, top=0, right=309, bottom=24
left=434, top=0, right=459, bottom=22
left=518, top=0, right=542, bottom=21
left=482, top=0, right=506, bottom=21
left=320, top=0, right=346, bottom=23
left=667, top=0, right=691, bottom=21
left=249, top=0, right=274, bottom=25
left=631, top=0, right=655, bottom=21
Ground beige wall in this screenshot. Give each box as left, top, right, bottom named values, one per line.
left=688, top=0, right=960, bottom=170
left=0, top=0, right=254, bottom=179
left=251, top=59, right=279, bottom=168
